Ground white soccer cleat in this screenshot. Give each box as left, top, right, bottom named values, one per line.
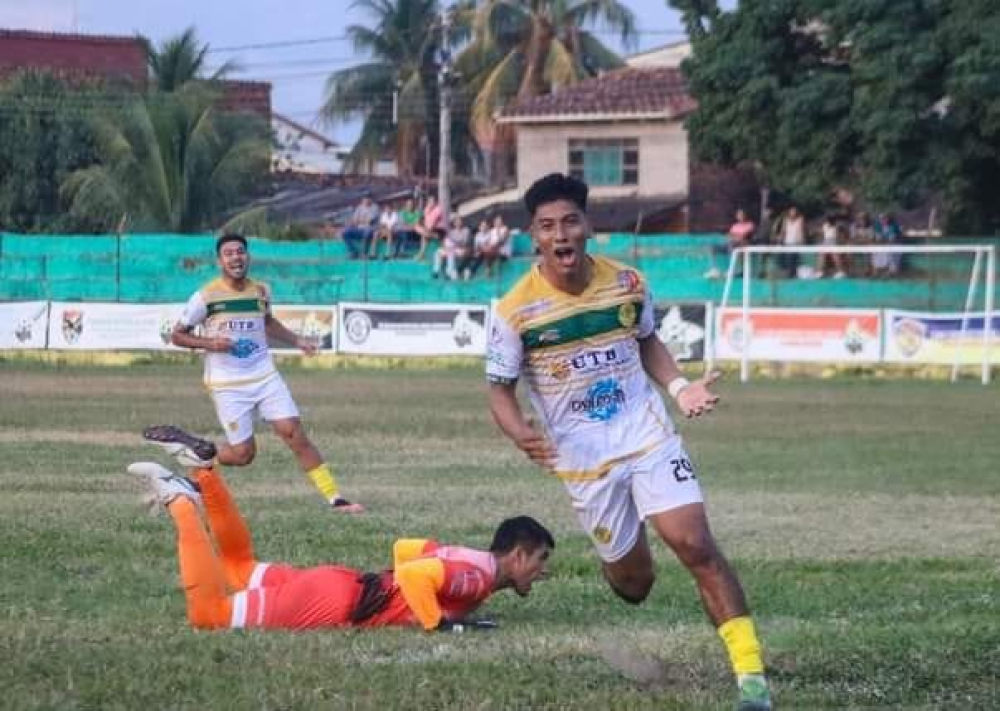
left=128, top=461, right=202, bottom=507
left=142, top=425, right=217, bottom=468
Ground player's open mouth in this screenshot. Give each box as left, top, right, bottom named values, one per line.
left=553, top=246, right=577, bottom=267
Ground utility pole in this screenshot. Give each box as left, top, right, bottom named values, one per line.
left=437, top=5, right=453, bottom=227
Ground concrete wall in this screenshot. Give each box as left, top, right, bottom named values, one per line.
left=514, top=120, right=689, bottom=200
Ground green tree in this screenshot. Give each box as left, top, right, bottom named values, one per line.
left=145, top=26, right=238, bottom=92
left=320, top=0, right=452, bottom=176
left=672, top=0, right=1000, bottom=231
left=61, top=85, right=269, bottom=232
left=459, top=0, right=637, bottom=178
left=0, top=71, right=106, bottom=232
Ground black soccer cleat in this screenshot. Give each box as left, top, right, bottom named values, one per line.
left=142, top=425, right=217, bottom=468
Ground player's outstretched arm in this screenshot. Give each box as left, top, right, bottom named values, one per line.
left=638, top=335, right=720, bottom=418
left=488, top=382, right=556, bottom=468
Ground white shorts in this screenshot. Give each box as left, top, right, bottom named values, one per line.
left=209, top=374, right=300, bottom=445
left=564, top=437, right=704, bottom=563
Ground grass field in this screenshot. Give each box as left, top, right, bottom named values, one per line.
left=1, top=361, right=998, bottom=710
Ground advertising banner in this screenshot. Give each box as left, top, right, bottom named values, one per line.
left=338, top=302, right=488, bottom=356
left=0, top=301, right=49, bottom=349
left=268, top=306, right=337, bottom=353
left=47, top=302, right=185, bottom=350
left=653, top=303, right=711, bottom=362
left=715, top=307, right=881, bottom=362
left=883, top=310, right=1000, bottom=364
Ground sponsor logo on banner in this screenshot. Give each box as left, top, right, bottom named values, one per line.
left=61, top=310, right=84, bottom=344
left=715, top=308, right=881, bottom=362
left=1, top=302, right=49, bottom=349
left=267, top=306, right=336, bottom=352
left=345, top=311, right=373, bottom=345
left=656, top=305, right=707, bottom=361
left=338, top=303, right=488, bottom=356
left=883, top=310, right=1000, bottom=364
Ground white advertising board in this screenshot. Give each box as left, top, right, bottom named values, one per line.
left=338, top=302, right=488, bottom=356
left=715, top=307, right=881, bottom=362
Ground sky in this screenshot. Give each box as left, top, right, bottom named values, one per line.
left=0, top=0, right=691, bottom=144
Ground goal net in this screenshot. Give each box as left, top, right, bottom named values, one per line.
left=712, top=243, right=997, bottom=384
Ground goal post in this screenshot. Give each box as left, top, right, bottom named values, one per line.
left=714, top=243, right=997, bottom=384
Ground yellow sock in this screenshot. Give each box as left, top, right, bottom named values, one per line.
left=306, top=463, right=340, bottom=503
left=718, top=615, right=765, bottom=676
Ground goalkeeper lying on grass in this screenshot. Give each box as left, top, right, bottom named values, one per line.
left=131, top=426, right=554, bottom=632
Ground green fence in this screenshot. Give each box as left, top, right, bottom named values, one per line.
left=1, top=231, right=998, bottom=310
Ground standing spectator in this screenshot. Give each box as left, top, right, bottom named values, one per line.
left=342, top=196, right=380, bottom=260
left=778, top=206, right=805, bottom=278
left=370, top=203, right=400, bottom=260
left=849, top=212, right=875, bottom=277
left=815, top=215, right=847, bottom=278
left=394, top=198, right=422, bottom=257
left=705, top=208, right=754, bottom=279
left=872, top=213, right=903, bottom=277
left=414, top=195, right=444, bottom=261
left=433, top=214, right=472, bottom=280
left=752, top=206, right=778, bottom=278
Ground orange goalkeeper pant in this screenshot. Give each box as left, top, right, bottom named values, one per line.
left=166, top=467, right=260, bottom=629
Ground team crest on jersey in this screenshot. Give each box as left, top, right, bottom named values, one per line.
left=616, top=269, right=640, bottom=293
left=618, top=302, right=637, bottom=328
left=592, top=525, right=613, bottom=545
left=548, top=358, right=572, bottom=381
left=61, top=310, right=83, bottom=344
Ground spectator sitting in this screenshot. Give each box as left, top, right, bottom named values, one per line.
left=872, top=213, right=903, bottom=277
left=433, top=214, right=472, bottom=281
left=414, top=195, right=444, bottom=261
left=705, top=208, right=754, bottom=279
left=370, top=203, right=400, bottom=260
left=476, top=215, right=510, bottom=277
left=342, top=196, right=380, bottom=260
left=394, top=198, right=422, bottom=257
left=815, top=214, right=847, bottom=278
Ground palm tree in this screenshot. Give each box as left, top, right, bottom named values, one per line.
left=321, top=0, right=461, bottom=176
left=458, top=0, right=637, bottom=179
left=61, top=85, right=269, bottom=232
left=146, top=27, right=239, bottom=92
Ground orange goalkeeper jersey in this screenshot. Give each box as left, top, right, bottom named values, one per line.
left=231, top=539, right=497, bottom=631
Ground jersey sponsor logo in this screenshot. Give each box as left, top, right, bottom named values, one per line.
left=571, top=378, right=625, bottom=421
left=448, top=570, right=487, bottom=598
left=230, top=338, right=261, bottom=359
left=225, top=318, right=259, bottom=333
left=537, top=328, right=561, bottom=344
left=616, top=269, right=640, bottom=294
left=618, top=302, right=637, bottom=328
left=516, top=298, right=553, bottom=320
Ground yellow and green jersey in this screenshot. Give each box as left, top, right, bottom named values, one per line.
left=179, top=277, right=276, bottom=388
left=487, top=256, right=675, bottom=481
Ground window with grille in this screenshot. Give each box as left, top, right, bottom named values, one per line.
left=568, top=138, right=639, bottom=186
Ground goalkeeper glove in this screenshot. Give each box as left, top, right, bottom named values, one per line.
left=436, top=618, right=499, bottom=633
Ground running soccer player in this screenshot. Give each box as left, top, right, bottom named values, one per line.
left=486, top=174, right=771, bottom=711
left=168, top=233, right=361, bottom=512
left=130, top=429, right=553, bottom=632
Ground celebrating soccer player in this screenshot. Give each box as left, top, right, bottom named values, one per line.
left=131, top=428, right=553, bottom=632
left=166, top=233, right=361, bottom=512
left=486, top=173, right=771, bottom=711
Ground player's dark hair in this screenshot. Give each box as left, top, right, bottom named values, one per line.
left=216, top=233, right=248, bottom=254
left=489, top=516, right=555, bottom=554
left=524, top=172, right=588, bottom=216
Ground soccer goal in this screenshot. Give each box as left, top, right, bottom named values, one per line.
left=713, top=243, right=997, bottom=384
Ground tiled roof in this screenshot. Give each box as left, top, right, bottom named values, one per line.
left=500, top=67, right=695, bottom=122
left=0, top=28, right=142, bottom=45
